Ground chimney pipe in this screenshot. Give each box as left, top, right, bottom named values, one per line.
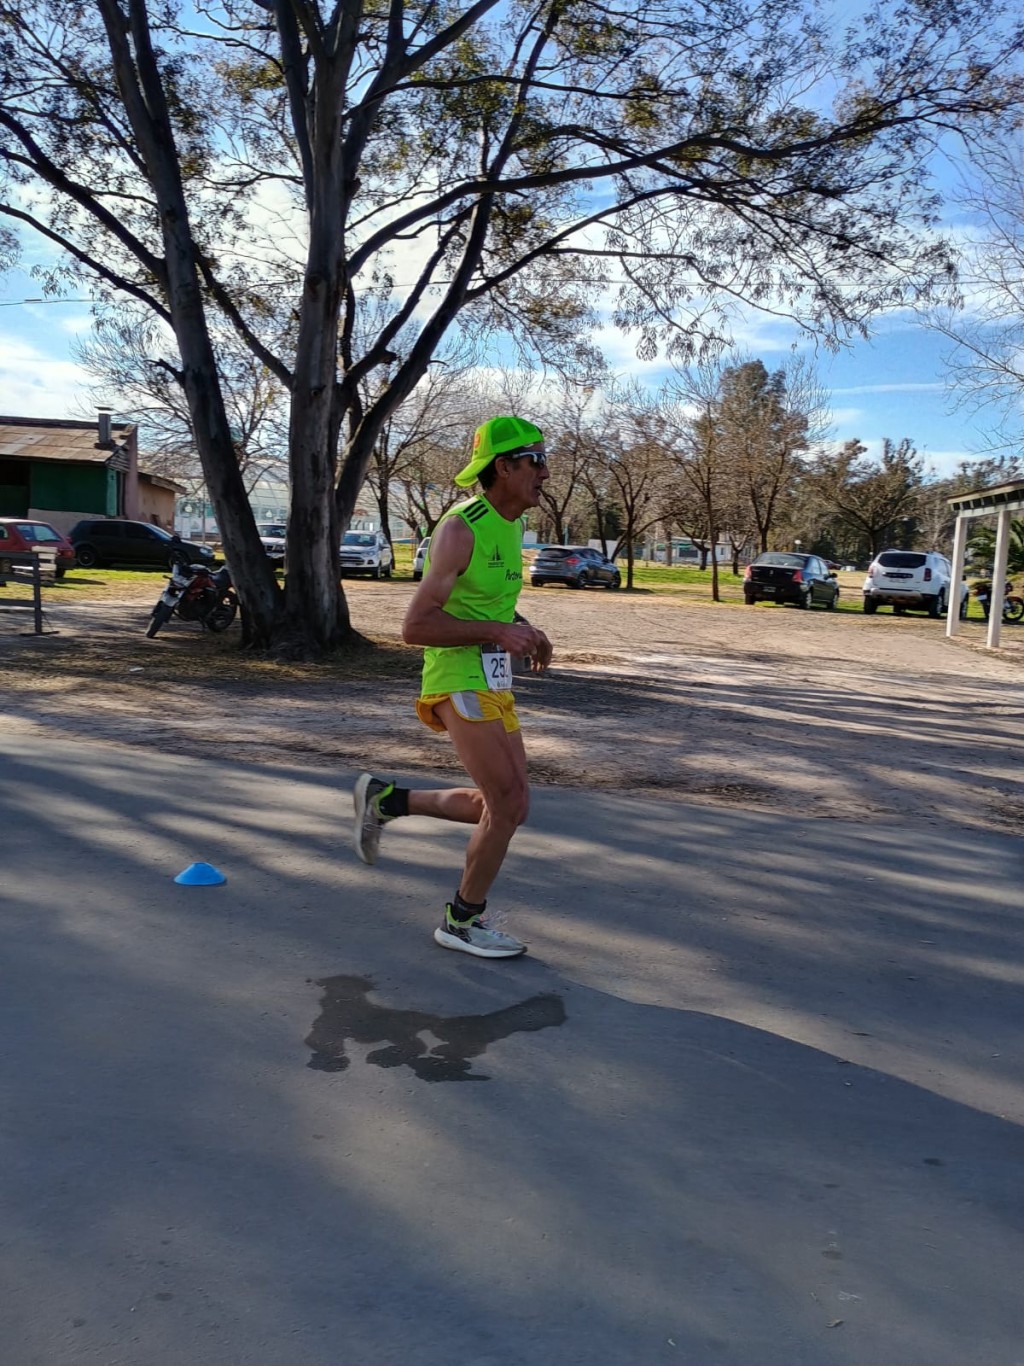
left=97, top=408, right=112, bottom=446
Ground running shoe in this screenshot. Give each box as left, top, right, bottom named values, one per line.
left=353, top=772, right=395, bottom=865
left=433, top=904, right=527, bottom=959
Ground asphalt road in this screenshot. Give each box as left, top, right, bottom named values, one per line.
left=2, top=730, right=1023, bottom=1365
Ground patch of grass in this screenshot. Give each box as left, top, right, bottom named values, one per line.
left=0, top=567, right=167, bottom=604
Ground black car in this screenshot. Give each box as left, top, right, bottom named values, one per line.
left=69, top=519, right=216, bottom=571
left=743, top=551, right=839, bottom=609
left=530, top=545, right=621, bottom=589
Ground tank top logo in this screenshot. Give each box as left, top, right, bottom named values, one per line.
left=488, top=545, right=503, bottom=568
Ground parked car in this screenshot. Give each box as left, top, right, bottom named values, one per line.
left=0, top=518, right=77, bottom=579
left=412, top=536, right=431, bottom=581
left=257, top=523, right=287, bottom=565
left=69, top=518, right=215, bottom=571
left=530, top=545, right=621, bottom=589
left=862, top=550, right=967, bottom=618
left=743, top=551, right=839, bottom=609
left=340, top=529, right=393, bottom=578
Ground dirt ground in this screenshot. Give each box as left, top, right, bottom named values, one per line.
left=2, top=577, right=1023, bottom=833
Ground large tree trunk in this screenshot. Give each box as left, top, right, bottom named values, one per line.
left=279, top=32, right=353, bottom=656
left=99, top=0, right=283, bottom=647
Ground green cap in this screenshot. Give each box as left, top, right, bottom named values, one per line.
left=454, top=415, right=545, bottom=488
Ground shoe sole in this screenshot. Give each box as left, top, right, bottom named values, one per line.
left=352, top=772, right=378, bottom=866
left=433, top=927, right=527, bottom=958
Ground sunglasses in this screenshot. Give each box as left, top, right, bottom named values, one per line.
left=502, top=447, right=548, bottom=469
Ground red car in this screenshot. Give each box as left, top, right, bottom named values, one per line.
left=0, top=518, right=77, bottom=579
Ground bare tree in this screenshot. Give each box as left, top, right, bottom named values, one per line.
left=73, top=310, right=289, bottom=492
left=928, top=144, right=1024, bottom=454
left=599, top=387, right=675, bottom=587
left=537, top=384, right=604, bottom=546
left=663, top=367, right=731, bottom=600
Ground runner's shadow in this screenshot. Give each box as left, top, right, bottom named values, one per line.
left=305, top=974, right=566, bottom=1083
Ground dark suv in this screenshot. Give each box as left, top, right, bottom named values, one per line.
left=69, top=519, right=215, bottom=571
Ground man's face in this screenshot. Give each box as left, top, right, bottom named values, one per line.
left=499, top=447, right=549, bottom=507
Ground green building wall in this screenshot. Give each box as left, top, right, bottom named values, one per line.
left=30, top=463, right=118, bottom=515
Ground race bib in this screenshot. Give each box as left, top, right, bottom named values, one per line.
left=481, top=643, right=513, bottom=691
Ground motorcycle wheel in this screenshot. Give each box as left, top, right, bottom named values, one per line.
left=205, top=599, right=238, bottom=632
left=146, top=602, right=174, bottom=638
left=1003, top=595, right=1024, bottom=623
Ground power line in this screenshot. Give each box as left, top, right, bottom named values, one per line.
left=0, top=297, right=95, bottom=307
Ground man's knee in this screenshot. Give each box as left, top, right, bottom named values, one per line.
left=484, top=779, right=529, bottom=831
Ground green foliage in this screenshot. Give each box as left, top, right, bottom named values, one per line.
left=967, top=519, right=1024, bottom=575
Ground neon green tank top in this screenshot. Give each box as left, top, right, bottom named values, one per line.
left=420, top=495, right=524, bottom=695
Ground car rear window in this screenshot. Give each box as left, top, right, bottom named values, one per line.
left=16, top=523, right=61, bottom=541
left=753, top=553, right=806, bottom=567
left=538, top=547, right=583, bottom=559
left=877, top=552, right=927, bottom=568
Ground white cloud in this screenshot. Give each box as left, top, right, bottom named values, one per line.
left=828, top=406, right=864, bottom=429
left=0, top=332, right=92, bottom=418
left=830, top=382, right=943, bottom=396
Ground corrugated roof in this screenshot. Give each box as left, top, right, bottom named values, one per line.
left=0, top=416, right=134, bottom=465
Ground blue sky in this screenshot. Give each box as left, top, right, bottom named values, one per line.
left=0, top=259, right=993, bottom=481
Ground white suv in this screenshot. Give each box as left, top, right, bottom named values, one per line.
left=862, top=550, right=967, bottom=618
left=340, top=529, right=393, bottom=579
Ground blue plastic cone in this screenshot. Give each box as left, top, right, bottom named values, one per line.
left=174, top=862, right=226, bottom=886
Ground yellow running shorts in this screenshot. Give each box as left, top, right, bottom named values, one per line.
left=416, top=689, right=520, bottom=735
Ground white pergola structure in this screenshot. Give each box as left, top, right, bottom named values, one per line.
left=946, top=478, right=1024, bottom=648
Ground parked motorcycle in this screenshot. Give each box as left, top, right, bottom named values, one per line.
left=976, top=579, right=1024, bottom=624
left=145, top=562, right=238, bottom=638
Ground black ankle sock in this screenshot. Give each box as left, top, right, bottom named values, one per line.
left=378, top=785, right=409, bottom=818
left=451, top=892, right=486, bottom=923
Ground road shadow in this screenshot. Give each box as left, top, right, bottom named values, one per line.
left=305, top=973, right=566, bottom=1081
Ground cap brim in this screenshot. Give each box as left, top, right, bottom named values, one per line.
left=454, top=456, right=491, bottom=487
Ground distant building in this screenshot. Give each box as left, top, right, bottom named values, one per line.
left=0, top=410, right=182, bottom=531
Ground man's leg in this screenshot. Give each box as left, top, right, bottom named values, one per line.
left=424, top=699, right=530, bottom=958
left=426, top=697, right=529, bottom=905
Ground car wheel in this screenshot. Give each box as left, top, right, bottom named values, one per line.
left=373, top=563, right=384, bottom=580
left=894, top=604, right=907, bottom=615
left=826, top=589, right=837, bottom=610
left=863, top=597, right=877, bottom=614
left=608, top=573, right=621, bottom=589
left=412, top=571, right=422, bottom=582
left=573, top=574, right=587, bottom=589
left=744, top=592, right=757, bottom=605
left=385, top=564, right=392, bottom=579
left=927, top=591, right=945, bottom=619
left=533, top=580, right=544, bottom=588
left=75, top=544, right=98, bottom=568
left=797, top=589, right=811, bottom=609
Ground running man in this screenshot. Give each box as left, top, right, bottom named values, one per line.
left=353, top=415, right=552, bottom=959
